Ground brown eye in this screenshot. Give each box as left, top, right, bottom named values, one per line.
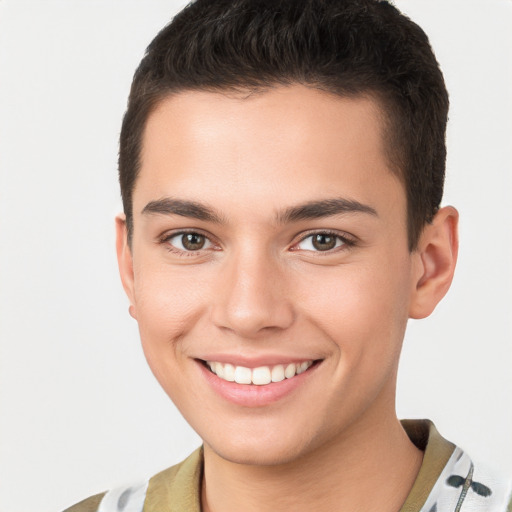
left=181, top=233, right=206, bottom=250
left=311, top=233, right=337, bottom=251
left=295, top=232, right=347, bottom=252
left=165, top=232, right=214, bottom=252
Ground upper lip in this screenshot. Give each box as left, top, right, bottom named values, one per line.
left=195, top=354, right=323, bottom=368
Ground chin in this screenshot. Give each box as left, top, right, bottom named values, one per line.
left=209, top=441, right=307, bottom=467
left=202, top=423, right=319, bottom=467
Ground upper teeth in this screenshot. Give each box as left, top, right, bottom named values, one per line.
left=206, top=361, right=314, bottom=385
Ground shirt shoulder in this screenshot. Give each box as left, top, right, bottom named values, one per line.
left=61, top=493, right=106, bottom=512
left=400, top=419, right=512, bottom=512
left=60, top=447, right=203, bottom=512
left=426, top=449, right=512, bottom=512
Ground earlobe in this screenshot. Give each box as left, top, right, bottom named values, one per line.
left=115, top=214, right=137, bottom=319
left=409, top=206, right=459, bottom=319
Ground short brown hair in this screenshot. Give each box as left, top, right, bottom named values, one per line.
left=119, top=0, right=449, bottom=250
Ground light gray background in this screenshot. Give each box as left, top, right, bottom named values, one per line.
left=0, top=1, right=510, bottom=511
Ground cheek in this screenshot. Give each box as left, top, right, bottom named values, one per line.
left=297, top=257, right=412, bottom=364
left=131, top=262, right=211, bottom=375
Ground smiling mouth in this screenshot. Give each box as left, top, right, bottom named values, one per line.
left=203, top=360, right=319, bottom=386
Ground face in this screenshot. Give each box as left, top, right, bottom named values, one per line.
left=118, top=85, right=426, bottom=465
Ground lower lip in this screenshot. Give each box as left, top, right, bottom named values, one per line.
left=197, top=360, right=320, bottom=407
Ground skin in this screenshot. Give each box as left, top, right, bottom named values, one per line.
left=116, top=85, right=458, bottom=512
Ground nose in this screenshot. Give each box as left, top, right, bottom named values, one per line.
left=211, top=248, right=295, bottom=338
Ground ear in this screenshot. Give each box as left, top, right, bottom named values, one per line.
left=115, top=214, right=137, bottom=319
left=409, top=206, right=459, bottom=319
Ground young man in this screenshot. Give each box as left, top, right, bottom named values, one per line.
left=65, top=1, right=511, bottom=511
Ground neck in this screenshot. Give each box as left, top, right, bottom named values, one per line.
left=201, top=412, right=423, bottom=512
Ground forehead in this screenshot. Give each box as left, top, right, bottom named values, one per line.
left=134, top=85, right=404, bottom=220
left=142, top=85, right=385, bottom=161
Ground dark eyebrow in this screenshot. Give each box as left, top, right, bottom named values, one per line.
left=277, top=198, right=378, bottom=224
left=141, top=197, right=377, bottom=225
left=141, top=198, right=224, bottom=224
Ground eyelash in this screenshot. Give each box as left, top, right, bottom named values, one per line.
left=158, top=229, right=357, bottom=256
left=158, top=229, right=218, bottom=257
left=292, top=230, right=357, bottom=253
